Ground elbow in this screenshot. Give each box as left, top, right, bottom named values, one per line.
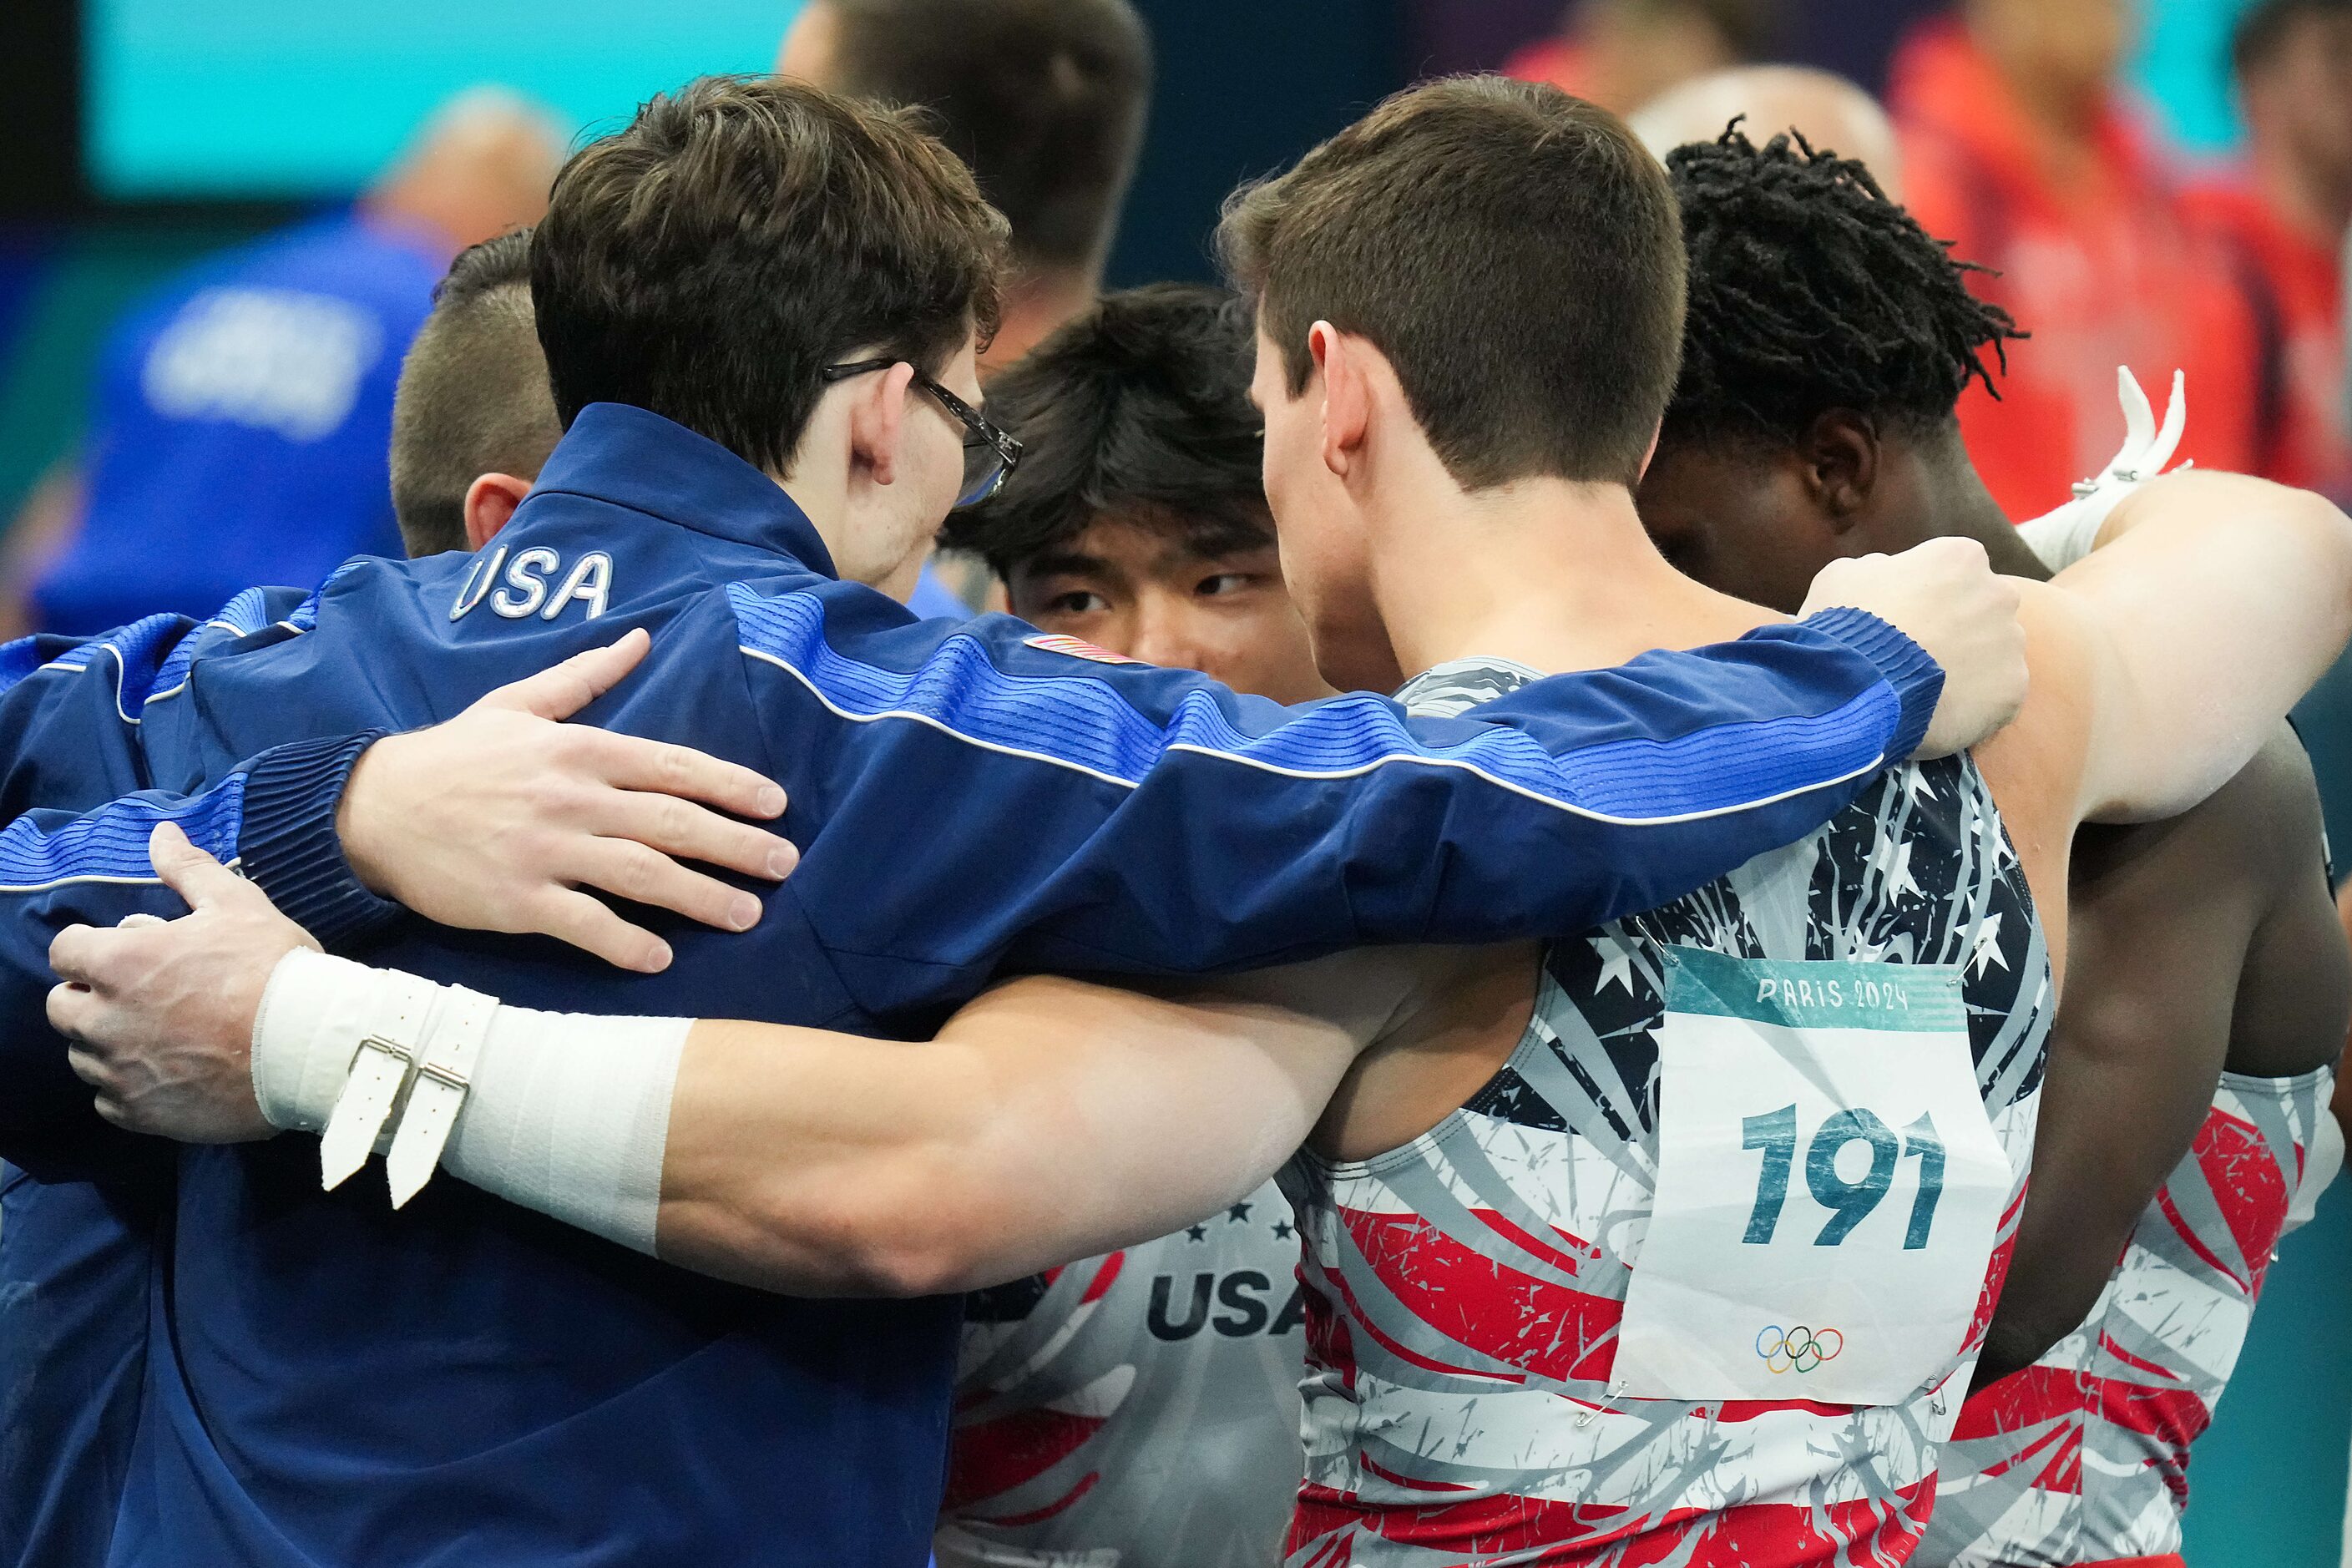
left=658, top=1146, right=990, bottom=1300
left=1971, top=1310, right=2066, bottom=1393
left=818, top=1215, right=987, bottom=1301
left=1972, top=1269, right=2103, bottom=1393
left=759, top=1150, right=991, bottom=1299
left=2297, top=485, right=2352, bottom=564
left=2307, top=487, right=2352, bottom=548
left=2281, top=486, right=2352, bottom=609
left=2289, top=489, right=2352, bottom=676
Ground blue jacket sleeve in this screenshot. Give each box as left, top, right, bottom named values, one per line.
left=0, top=753, right=393, bottom=1146
left=0, top=784, right=256, bottom=1141
left=0, top=600, right=388, bottom=1149
left=0, top=619, right=189, bottom=824
left=0, top=599, right=398, bottom=944
left=0, top=624, right=192, bottom=1158
left=731, top=582, right=1940, bottom=1013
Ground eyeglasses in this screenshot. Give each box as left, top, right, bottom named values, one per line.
left=822, top=359, right=1024, bottom=508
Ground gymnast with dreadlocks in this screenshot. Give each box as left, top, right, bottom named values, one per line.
left=1636, top=125, right=2351, bottom=1568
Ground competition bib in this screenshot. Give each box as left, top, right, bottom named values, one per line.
left=1614, top=946, right=2010, bottom=1404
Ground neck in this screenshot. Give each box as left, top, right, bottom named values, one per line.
left=1371, top=468, right=1768, bottom=683
left=978, top=270, right=1097, bottom=377
left=765, top=468, right=911, bottom=599
left=1931, top=453, right=2049, bottom=581
left=2249, top=121, right=2352, bottom=248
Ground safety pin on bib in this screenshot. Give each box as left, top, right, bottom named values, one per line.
left=1576, top=1378, right=1629, bottom=1429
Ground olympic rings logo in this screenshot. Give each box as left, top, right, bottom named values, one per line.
left=1754, top=1324, right=1844, bottom=1374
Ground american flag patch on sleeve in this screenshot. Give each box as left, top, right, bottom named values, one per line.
left=1024, top=634, right=1144, bottom=665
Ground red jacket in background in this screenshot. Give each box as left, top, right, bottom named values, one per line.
left=1890, top=19, right=2263, bottom=518
left=2183, top=179, right=2351, bottom=498
left=1502, top=36, right=1592, bottom=99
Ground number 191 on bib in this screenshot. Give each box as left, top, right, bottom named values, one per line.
left=1740, top=1105, right=1945, bottom=1248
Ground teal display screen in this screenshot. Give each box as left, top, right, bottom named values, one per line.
left=87, top=0, right=800, bottom=197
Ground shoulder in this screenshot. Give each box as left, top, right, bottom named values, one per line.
left=2214, top=726, right=2331, bottom=889
left=2072, top=726, right=2320, bottom=916
left=1973, top=582, right=2099, bottom=819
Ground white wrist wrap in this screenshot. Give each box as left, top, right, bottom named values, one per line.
left=252, top=951, right=409, bottom=1134
left=2013, top=500, right=2107, bottom=574
left=438, top=1006, right=689, bottom=1253
left=251, top=951, right=690, bottom=1253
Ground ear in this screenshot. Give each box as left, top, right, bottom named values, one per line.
left=1795, top=411, right=1879, bottom=531
left=1638, top=421, right=1662, bottom=481
left=1310, top=321, right=1370, bottom=478
left=845, top=362, right=918, bottom=490
left=463, top=473, right=534, bottom=549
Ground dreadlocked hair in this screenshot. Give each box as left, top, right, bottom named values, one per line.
left=1662, top=123, right=2022, bottom=451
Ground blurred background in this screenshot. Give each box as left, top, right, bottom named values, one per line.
left=0, top=2, right=2346, bottom=1560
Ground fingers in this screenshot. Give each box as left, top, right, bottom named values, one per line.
left=585, top=787, right=799, bottom=886
left=49, top=924, right=112, bottom=989
left=54, top=1004, right=130, bottom=1122
left=65, top=1044, right=113, bottom=1091
left=564, top=835, right=771, bottom=934
left=49, top=979, right=100, bottom=1044
left=49, top=923, right=159, bottom=1009
left=528, top=887, right=675, bottom=974
left=481, top=628, right=653, bottom=720
left=148, top=821, right=247, bottom=912
left=572, top=729, right=790, bottom=822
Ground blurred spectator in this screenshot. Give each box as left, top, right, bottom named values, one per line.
left=1502, top=0, right=1774, bottom=116
left=1891, top=0, right=2264, bottom=518
left=10, top=90, right=559, bottom=635
left=1630, top=65, right=1906, bottom=197
left=777, top=0, right=1151, bottom=374
left=2183, top=0, right=2352, bottom=496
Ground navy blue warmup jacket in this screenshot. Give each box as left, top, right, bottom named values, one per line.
left=0, top=402, right=1941, bottom=1566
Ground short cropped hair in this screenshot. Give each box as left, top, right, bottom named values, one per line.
left=531, top=74, right=1008, bottom=476
left=827, top=0, right=1151, bottom=276
left=389, top=230, right=559, bottom=557
left=2234, top=0, right=2352, bottom=77
left=1661, top=125, right=2022, bottom=451
left=938, top=283, right=1267, bottom=575
left=1218, top=76, right=1686, bottom=491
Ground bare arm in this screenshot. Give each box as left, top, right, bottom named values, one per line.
left=1973, top=731, right=2336, bottom=1388
left=658, top=955, right=1424, bottom=1298
left=45, top=845, right=1439, bottom=1299
left=2043, top=472, right=2352, bottom=825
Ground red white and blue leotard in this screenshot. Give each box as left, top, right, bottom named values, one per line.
left=1277, top=657, right=2053, bottom=1567
left=1918, top=1069, right=2339, bottom=1565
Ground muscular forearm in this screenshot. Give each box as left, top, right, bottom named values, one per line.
left=241, top=956, right=1378, bottom=1300
left=657, top=974, right=1365, bottom=1297
left=655, top=1020, right=999, bottom=1297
